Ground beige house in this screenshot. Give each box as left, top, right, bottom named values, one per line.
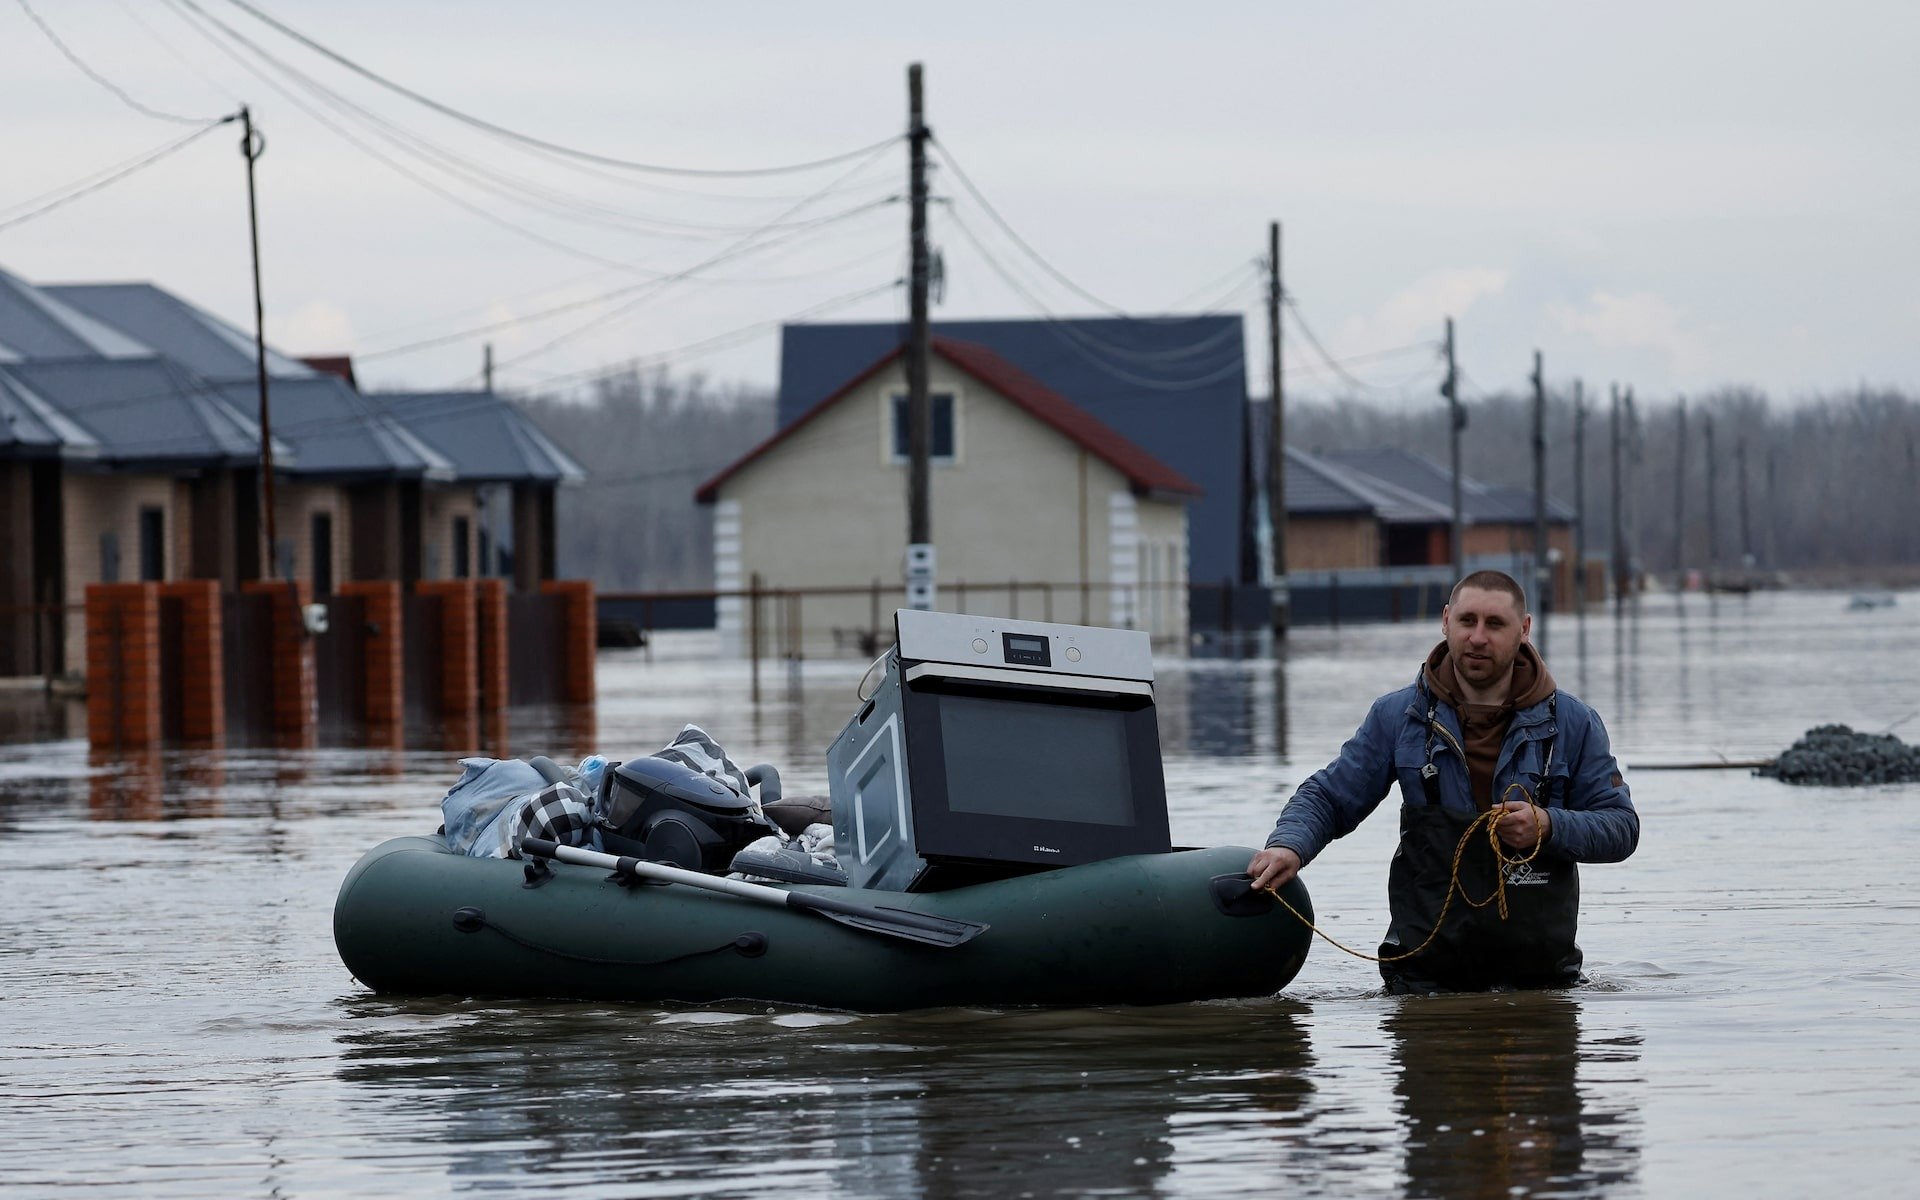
left=697, top=337, right=1201, bottom=655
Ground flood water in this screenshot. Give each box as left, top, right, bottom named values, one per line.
left=4, top=590, right=1919, bottom=1197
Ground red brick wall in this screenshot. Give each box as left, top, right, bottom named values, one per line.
left=157, top=580, right=224, bottom=742
left=416, top=579, right=478, bottom=715
left=339, top=580, right=403, bottom=726
left=85, top=583, right=161, bottom=749
left=241, top=580, right=315, bottom=734
left=541, top=579, right=596, bottom=704
left=476, top=578, right=507, bottom=711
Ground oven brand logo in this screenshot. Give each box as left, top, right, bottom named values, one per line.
left=1032, top=844, right=1061, bottom=854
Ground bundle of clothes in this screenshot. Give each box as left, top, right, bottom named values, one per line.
left=437, top=724, right=836, bottom=881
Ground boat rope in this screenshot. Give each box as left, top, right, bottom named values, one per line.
left=452, top=907, right=768, bottom=966
left=1262, top=786, right=1546, bottom=964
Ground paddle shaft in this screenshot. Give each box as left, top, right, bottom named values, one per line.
left=518, top=838, right=980, bottom=941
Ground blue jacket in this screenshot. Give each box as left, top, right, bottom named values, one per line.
left=1266, top=668, right=1639, bottom=866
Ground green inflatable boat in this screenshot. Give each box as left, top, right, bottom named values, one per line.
left=333, top=836, right=1313, bottom=1011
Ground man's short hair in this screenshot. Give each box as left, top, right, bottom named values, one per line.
left=1450, top=569, right=1528, bottom=612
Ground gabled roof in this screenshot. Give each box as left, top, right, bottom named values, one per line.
left=780, top=316, right=1243, bottom=577
left=1286, top=447, right=1454, bottom=523
left=211, top=376, right=454, bottom=480
left=379, top=391, right=586, bottom=484
left=0, top=269, right=152, bottom=361
left=697, top=336, right=1202, bottom=503
left=1320, top=446, right=1575, bottom=523
left=0, top=357, right=286, bottom=468
left=0, top=369, right=101, bottom=458
left=42, top=281, right=317, bottom=380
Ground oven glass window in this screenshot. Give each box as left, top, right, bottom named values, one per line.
left=938, top=692, right=1136, bottom=826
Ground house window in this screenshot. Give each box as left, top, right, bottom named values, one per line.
left=138, top=507, right=165, bottom=582
left=889, top=392, right=956, bottom=463
left=452, top=516, right=471, bottom=579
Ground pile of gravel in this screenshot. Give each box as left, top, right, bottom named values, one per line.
left=1759, top=724, right=1920, bottom=786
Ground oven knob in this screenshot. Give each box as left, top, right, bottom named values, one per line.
left=1065, top=646, right=1082, bottom=663
left=972, top=638, right=988, bottom=653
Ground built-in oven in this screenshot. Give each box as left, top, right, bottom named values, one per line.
left=828, top=609, right=1170, bottom=892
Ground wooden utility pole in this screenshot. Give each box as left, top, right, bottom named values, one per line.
left=1444, top=317, right=1464, bottom=577
left=1625, top=387, right=1640, bottom=596
left=1266, top=220, right=1289, bottom=635
left=904, top=63, right=934, bottom=609
left=240, top=106, right=277, bottom=580
left=483, top=343, right=494, bottom=394
left=1737, top=436, right=1754, bottom=570
left=1610, top=384, right=1625, bottom=609
left=1704, top=413, right=1719, bottom=579
left=1673, top=396, right=1688, bottom=587
left=1530, top=350, right=1548, bottom=619
left=1573, top=380, right=1586, bottom=607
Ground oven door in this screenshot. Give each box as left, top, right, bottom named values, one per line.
left=899, top=664, right=1171, bottom=869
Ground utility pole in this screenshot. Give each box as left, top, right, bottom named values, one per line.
left=483, top=343, right=494, bottom=395
left=1737, top=436, right=1754, bottom=572
left=1625, top=387, right=1640, bottom=597
left=1530, top=350, right=1548, bottom=622
left=1573, top=380, right=1586, bottom=608
left=1673, top=396, right=1688, bottom=588
left=1443, top=317, right=1464, bottom=578
left=240, top=106, right=277, bottom=580
left=1704, top=412, right=1719, bottom=581
left=1610, top=384, right=1625, bottom=609
left=1266, top=220, right=1289, bottom=636
left=903, top=63, right=934, bottom=610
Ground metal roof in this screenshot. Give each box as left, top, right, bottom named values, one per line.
left=0, top=269, right=152, bottom=361
left=699, top=336, right=1201, bottom=503
left=0, top=369, right=101, bottom=458
left=211, top=376, right=454, bottom=480
left=41, top=281, right=317, bottom=380
left=1319, top=446, right=1576, bottom=523
left=378, top=391, right=586, bottom=484
left=0, top=357, right=285, bottom=468
left=780, top=315, right=1247, bottom=581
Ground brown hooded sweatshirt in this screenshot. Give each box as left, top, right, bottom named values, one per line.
left=1422, top=640, right=1556, bottom=810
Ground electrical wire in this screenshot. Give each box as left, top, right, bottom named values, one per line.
left=0, top=120, right=233, bottom=235
left=216, top=0, right=901, bottom=178
left=1284, top=296, right=1441, bottom=394
left=14, top=0, right=226, bottom=125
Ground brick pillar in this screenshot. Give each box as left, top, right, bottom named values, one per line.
left=541, top=579, right=596, bottom=704
left=476, top=578, right=508, bottom=711
left=416, top=579, right=478, bottom=715
left=339, top=580, right=403, bottom=727
left=242, top=580, right=316, bottom=735
left=157, top=580, right=224, bottom=742
left=85, top=583, right=161, bottom=749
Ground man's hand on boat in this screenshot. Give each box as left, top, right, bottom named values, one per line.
left=1247, top=845, right=1303, bottom=892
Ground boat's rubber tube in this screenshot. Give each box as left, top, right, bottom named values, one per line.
left=334, top=837, right=1313, bottom=1010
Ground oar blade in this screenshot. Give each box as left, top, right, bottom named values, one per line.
left=809, top=902, right=988, bottom=948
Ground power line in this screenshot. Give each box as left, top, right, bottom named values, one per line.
left=1283, top=296, right=1441, bottom=394
left=15, top=0, right=225, bottom=125
left=215, top=0, right=901, bottom=178
left=0, top=120, right=233, bottom=235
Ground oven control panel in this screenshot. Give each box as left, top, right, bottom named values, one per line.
left=894, top=609, right=1153, bottom=682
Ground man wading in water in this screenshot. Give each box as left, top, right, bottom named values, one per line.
left=1248, top=570, right=1639, bottom=993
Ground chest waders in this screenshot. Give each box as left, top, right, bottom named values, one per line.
left=1379, top=692, right=1583, bottom=994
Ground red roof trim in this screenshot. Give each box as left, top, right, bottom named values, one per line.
left=695, top=337, right=1201, bottom=503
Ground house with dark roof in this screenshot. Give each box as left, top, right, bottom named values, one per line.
left=1314, top=446, right=1576, bottom=569
left=778, top=315, right=1248, bottom=604
left=697, top=336, right=1202, bottom=653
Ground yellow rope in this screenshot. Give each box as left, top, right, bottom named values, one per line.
left=1264, top=787, right=1546, bottom=964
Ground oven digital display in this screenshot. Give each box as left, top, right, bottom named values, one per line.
left=1002, top=632, right=1051, bottom=667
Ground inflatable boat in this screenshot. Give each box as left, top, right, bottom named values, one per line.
left=332, top=835, right=1313, bottom=1011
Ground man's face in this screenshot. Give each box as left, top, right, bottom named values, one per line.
left=1442, top=586, right=1531, bottom=689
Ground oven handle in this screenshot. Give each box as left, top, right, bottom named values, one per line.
left=902, top=661, right=1153, bottom=698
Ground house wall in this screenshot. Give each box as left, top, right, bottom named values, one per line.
left=1287, top=514, right=1379, bottom=570
left=60, top=470, right=177, bottom=667
left=270, top=482, right=349, bottom=591
left=714, top=360, right=1191, bottom=656
left=420, top=485, right=479, bottom=580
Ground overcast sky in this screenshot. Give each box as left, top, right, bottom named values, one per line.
left=3, top=1, right=1915, bottom=405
